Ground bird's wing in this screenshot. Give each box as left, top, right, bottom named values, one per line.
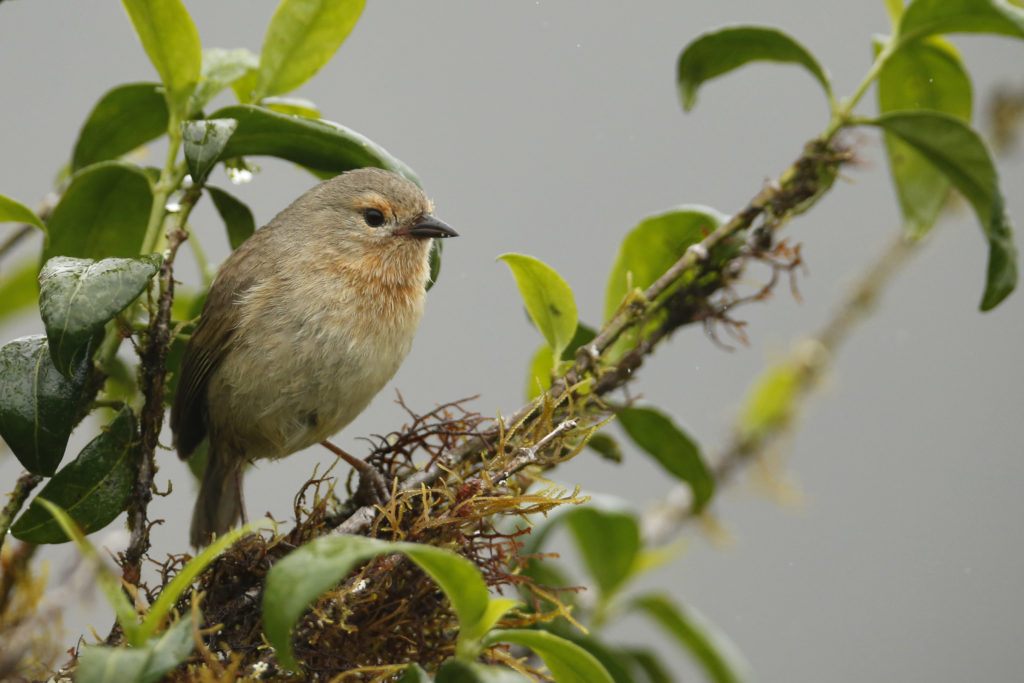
left=170, top=240, right=266, bottom=460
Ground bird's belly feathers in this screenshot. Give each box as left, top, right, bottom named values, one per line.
left=205, top=279, right=425, bottom=461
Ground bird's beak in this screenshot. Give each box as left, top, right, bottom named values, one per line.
left=398, top=215, right=459, bottom=239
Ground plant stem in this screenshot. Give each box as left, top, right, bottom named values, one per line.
left=0, top=472, right=42, bottom=554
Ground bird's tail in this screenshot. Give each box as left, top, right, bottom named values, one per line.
left=190, top=451, right=243, bottom=547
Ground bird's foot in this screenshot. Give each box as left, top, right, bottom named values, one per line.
left=320, top=440, right=391, bottom=507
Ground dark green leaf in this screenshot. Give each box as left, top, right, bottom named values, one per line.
left=605, top=206, right=724, bottom=321
left=182, top=118, right=238, bottom=183
left=0, top=258, right=40, bottom=323
left=897, top=0, right=1024, bottom=45
left=498, top=253, right=578, bottom=361
left=586, top=432, right=623, bottom=464
left=677, top=26, right=832, bottom=112
left=208, top=104, right=419, bottom=183
left=76, top=615, right=195, bottom=683
left=539, top=626, right=638, bottom=683
left=427, top=238, right=443, bottom=292
left=263, top=536, right=516, bottom=671
left=527, top=323, right=597, bottom=399
left=121, top=0, right=202, bottom=119
left=254, top=0, right=367, bottom=100
left=0, top=193, right=45, bottom=231
left=436, top=661, right=532, bottom=683
left=483, top=629, right=614, bottom=683
left=631, top=594, right=751, bottom=683
left=190, top=47, right=259, bottom=113
left=43, top=162, right=153, bottom=262
left=72, top=83, right=170, bottom=172
left=0, top=335, right=88, bottom=476
left=877, top=37, right=972, bottom=238
left=38, top=255, right=161, bottom=376
left=12, top=408, right=137, bottom=544
left=618, top=407, right=713, bottom=512
left=565, top=506, right=640, bottom=598
left=867, top=111, right=1017, bottom=309
left=207, top=186, right=255, bottom=250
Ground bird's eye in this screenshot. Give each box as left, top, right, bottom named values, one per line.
left=363, top=208, right=385, bottom=227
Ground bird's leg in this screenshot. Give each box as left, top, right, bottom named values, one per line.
left=320, top=440, right=391, bottom=505
left=236, top=467, right=248, bottom=525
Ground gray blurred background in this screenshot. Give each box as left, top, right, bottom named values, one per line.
left=2, top=2, right=1023, bottom=680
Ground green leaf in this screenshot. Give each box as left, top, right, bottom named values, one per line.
left=885, top=0, right=905, bottom=25
left=43, top=161, right=154, bottom=262
left=877, top=37, right=972, bottom=239
left=0, top=193, right=45, bottom=231
left=526, top=324, right=597, bottom=399
left=182, top=118, right=238, bottom=183
left=498, top=254, right=578, bottom=361
left=427, top=238, right=443, bottom=292
left=897, top=0, right=1024, bottom=45
left=0, top=258, right=41, bottom=323
left=677, top=26, right=832, bottom=112
left=867, top=111, right=1017, bottom=309
left=631, top=594, right=751, bottom=683
left=12, top=408, right=137, bottom=544
left=254, top=0, right=367, bottom=100
left=739, top=361, right=801, bottom=442
left=262, top=96, right=321, bottom=118
left=207, top=186, right=255, bottom=250
left=605, top=205, right=725, bottom=321
left=564, top=506, right=640, bottom=598
left=483, top=629, right=614, bottom=683
left=538, top=628, right=638, bottom=683
left=398, top=663, right=434, bottom=683
left=72, top=83, right=170, bottom=172
left=263, top=536, right=517, bottom=671
left=121, top=0, right=202, bottom=119
left=208, top=104, right=419, bottom=183
left=190, top=47, right=260, bottom=113
left=586, top=432, right=623, bottom=463
left=618, top=407, right=713, bottom=512
left=0, top=335, right=88, bottom=476
left=436, top=661, right=532, bottom=683
left=38, top=255, right=161, bottom=376
left=621, top=648, right=673, bottom=683
left=76, top=615, right=196, bottom=683
left=33, top=498, right=141, bottom=644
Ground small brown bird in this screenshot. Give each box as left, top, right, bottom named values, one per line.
left=171, top=167, right=457, bottom=546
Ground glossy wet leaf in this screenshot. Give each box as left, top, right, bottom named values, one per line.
left=264, top=535, right=516, bottom=671
left=262, top=95, right=321, bottom=118
left=72, top=83, right=169, bottom=171
left=877, top=37, right=972, bottom=239
left=677, top=26, right=832, bottom=112
left=897, top=0, right=1024, bottom=45
left=619, top=406, right=713, bottom=512
left=207, top=186, right=255, bottom=250
left=483, top=629, right=614, bottom=683
left=498, top=253, right=578, bottom=361
left=631, top=594, right=752, bottom=683
left=38, top=255, right=161, bottom=376
left=0, top=193, right=45, bottom=231
left=605, top=205, right=725, bottom=321
left=76, top=615, right=195, bottom=683
left=12, top=408, right=137, bottom=543
left=190, top=47, right=259, bottom=112
left=254, top=0, right=366, bottom=100
left=121, top=0, right=202, bottom=118
left=208, top=104, right=419, bottom=183
left=564, top=506, right=640, bottom=598
left=43, top=161, right=153, bottom=262
left=0, top=258, right=40, bottom=323
left=182, top=118, right=238, bottom=183
left=0, top=335, right=88, bottom=476
left=868, top=111, right=1017, bottom=310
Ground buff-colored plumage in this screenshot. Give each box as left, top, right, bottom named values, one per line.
left=170, top=168, right=456, bottom=546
